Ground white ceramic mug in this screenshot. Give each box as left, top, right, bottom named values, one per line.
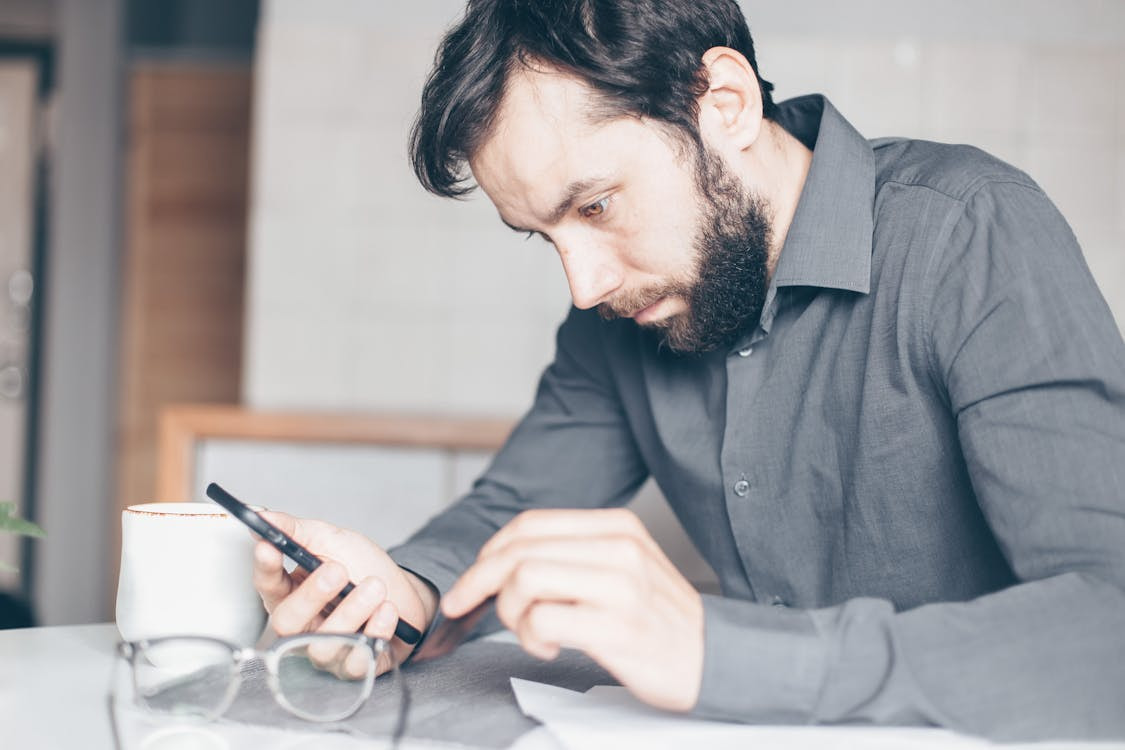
left=116, top=502, right=266, bottom=646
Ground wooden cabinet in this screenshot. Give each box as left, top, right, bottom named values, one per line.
left=114, top=64, right=252, bottom=584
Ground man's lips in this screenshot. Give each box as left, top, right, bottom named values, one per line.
left=632, top=297, right=667, bottom=324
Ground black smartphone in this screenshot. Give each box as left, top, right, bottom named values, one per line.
left=205, top=482, right=422, bottom=646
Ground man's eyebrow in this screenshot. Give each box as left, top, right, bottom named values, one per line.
left=498, top=177, right=606, bottom=234
left=497, top=176, right=612, bottom=235
left=545, top=177, right=602, bottom=225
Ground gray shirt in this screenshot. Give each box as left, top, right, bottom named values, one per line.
left=391, top=95, right=1125, bottom=741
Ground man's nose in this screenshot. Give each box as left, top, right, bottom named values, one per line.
left=557, top=239, right=624, bottom=310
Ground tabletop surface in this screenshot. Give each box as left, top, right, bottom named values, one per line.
left=0, top=622, right=606, bottom=750
left=1, top=623, right=123, bottom=749
left=5, top=623, right=1124, bottom=750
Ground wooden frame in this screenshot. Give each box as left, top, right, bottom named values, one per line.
left=156, top=404, right=516, bottom=504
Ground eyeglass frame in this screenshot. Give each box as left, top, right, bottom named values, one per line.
left=115, top=632, right=399, bottom=724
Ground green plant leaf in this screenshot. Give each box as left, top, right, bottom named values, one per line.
left=0, top=502, right=45, bottom=538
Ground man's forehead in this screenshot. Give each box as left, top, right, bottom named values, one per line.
left=469, top=62, right=689, bottom=228
left=469, top=66, right=605, bottom=217
left=476, top=61, right=691, bottom=176
left=492, top=62, right=603, bottom=137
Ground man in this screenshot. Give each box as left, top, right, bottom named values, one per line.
left=252, top=0, right=1125, bottom=739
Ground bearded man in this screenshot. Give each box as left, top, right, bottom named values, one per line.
left=252, top=0, right=1125, bottom=739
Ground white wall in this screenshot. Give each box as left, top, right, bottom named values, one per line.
left=34, top=0, right=124, bottom=625
left=243, top=0, right=571, bottom=416
left=245, top=0, right=1125, bottom=419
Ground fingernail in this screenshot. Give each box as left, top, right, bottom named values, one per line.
left=254, top=542, right=274, bottom=564
left=441, top=584, right=458, bottom=602
left=358, top=577, right=385, bottom=604
left=441, top=589, right=463, bottom=616
left=374, top=602, right=397, bottom=630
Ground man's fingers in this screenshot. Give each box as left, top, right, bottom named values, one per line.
left=478, top=508, right=659, bottom=559
left=315, top=577, right=386, bottom=635
left=308, top=598, right=399, bottom=679
left=251, top=512, right=357, bottom=610
left=306, top=577, right=382, bottom=674
left=249, top=512, right=300, bottom=611
left=269, top=560, right=349, bottom=636
left=360, top=600, right=400, bottom=675
left=252, top=539, right=292, bottom=610
left=361, top=598, right=399, bottom=640
left=476, top=509, right=681, bottom=584
left=304, top=583, right=399, bottom=681
left=492, top=558, right=634, bottom=630
left=443, top=534, right=651, bottom=617
left=258, top=510, right=297, bottom=535
left=259, top=511, right=349, bottom=557
left=364, top=600, right=412, bottom=675
left=514, top=600, right=611, bottom=664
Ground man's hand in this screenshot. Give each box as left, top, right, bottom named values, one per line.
left=441, top=508, right=704, bottom=711
left=250, top=512, right=438, bottom=669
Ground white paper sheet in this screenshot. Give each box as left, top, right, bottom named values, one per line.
left=511, top=678, right=1125, bottom=750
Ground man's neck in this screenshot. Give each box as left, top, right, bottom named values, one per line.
left=759, top=119, right=814, bottom=280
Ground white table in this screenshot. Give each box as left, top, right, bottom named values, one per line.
left=4, top=624, right=1122, bottom=750
left=0, top=623, right=559, bottom=750
left=0, top=624, right=121, bottom=749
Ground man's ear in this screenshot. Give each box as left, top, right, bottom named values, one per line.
left=696, top=46, right=764, bottom=153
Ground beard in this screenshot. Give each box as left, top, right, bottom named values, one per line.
left=597, top=145, right=772, bottom=354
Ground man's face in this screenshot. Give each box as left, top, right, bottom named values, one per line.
left=470, top=65, right=772, bottom=353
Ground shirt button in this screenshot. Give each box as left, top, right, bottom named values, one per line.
left=733, top=479, right=750, bottom=497
left=738, top=346, right=753, bottom=357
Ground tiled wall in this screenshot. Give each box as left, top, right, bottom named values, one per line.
left=244, top=1, right=572, bottom=415
left=244, top=0, right=1125, bottom=417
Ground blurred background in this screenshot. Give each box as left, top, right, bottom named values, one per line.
left=0, top=0, right=1121, bottom=629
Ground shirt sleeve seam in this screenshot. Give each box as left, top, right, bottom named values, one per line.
left=918, top=178, right=1050, bottom=401
left=879, top=174, right=1041, bottom=205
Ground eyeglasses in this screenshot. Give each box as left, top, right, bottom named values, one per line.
left=114, top=633, right=408, bottom=732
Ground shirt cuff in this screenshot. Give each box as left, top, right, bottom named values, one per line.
left=692, top=594, right=829, bottom=723
left=388, top=541, right=505, bottom=650
left=388, top=542, right=462, bottom=599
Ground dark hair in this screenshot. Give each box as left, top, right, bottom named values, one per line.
left=410, top=0, right=776, bottom=198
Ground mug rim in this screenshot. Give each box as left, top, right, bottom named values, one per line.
left=124, top=502, right=263, bottom=517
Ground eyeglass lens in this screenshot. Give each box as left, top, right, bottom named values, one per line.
left=132, top=639, right=237, bottom=718
left=275, top=640, right=374, bottom=719
left=129, top=636, right=377, bottom=722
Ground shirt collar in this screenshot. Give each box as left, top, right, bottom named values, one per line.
left=766, top=94, right=875, bottom=298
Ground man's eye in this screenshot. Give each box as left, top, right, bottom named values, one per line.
left=579, top=197, right=610, bottom=219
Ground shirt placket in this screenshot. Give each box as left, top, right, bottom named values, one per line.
left=719, top=298, right=791, bottom=608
